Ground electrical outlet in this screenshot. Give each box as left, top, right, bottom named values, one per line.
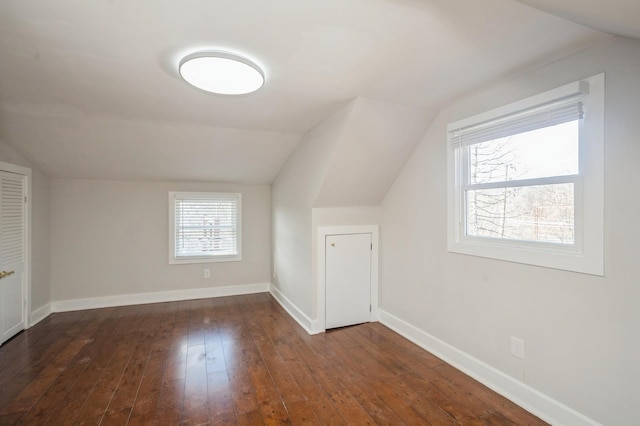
left=204, top=268, right=210, bottom=278
left=510, top=336, right=525, bottom=359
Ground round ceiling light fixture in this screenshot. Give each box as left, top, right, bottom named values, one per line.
left=179, top=52, right=265, bottom=95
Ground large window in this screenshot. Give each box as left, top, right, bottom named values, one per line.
left=169, top=192, right=241, bottom=264
left=447, top=74, right=604, bottom=275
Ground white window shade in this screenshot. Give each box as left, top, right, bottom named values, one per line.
left=169, top=192, right=241, bottom=264
left=449, top=94, right=584, bottom=148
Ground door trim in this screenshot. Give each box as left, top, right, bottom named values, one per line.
left=0, top=161, right=31, bottom=331
left=316, top=225, right=379, bottom=333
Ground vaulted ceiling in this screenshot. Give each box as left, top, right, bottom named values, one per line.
left=514, top=0, right=640, bottom=40
left=0, top=0, right=630, bottom=183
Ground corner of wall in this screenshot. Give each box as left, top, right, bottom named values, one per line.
left=379, top=310, right=602, bottom=426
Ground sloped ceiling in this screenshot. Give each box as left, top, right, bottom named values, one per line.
left=314, top=98, right=435, bottom=207
left=514, top=0, right=640, bottom=40
left=0, top=0, right=610, bottom=183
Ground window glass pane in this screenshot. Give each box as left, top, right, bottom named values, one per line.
left=468, top=120, right=578, bottom=184
left=466, top=183, right=574, bottom=244
left=175, top=198, right=237, bottom=257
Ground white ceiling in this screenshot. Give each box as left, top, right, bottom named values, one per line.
left=0, top=0, right=616, bottom=183
left=514, top=0, right=640, bottom=40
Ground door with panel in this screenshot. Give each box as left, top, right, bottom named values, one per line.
left=0, top=171, right=26, bottom=345
left=325, top=233, right=371, bottom=329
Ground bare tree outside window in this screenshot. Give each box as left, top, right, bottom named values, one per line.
left=465, top=121, right=577, bottom=244
left=448, top=74, right=604, bottom=275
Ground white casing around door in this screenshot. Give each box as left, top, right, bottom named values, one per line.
left=0, top=171, right=26, bottom=345
left=325, top=233, right=371, bottom=329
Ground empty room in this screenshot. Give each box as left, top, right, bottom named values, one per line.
left=0, top=0, right=638, bottom=424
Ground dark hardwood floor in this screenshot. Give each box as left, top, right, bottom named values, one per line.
left=0, top=293, right=546, bottom=425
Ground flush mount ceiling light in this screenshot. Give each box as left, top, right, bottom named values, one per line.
left=179, top=52, right=265, bottom=95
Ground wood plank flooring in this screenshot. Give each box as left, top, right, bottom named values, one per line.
left=0, top=293, right=546, bottom=425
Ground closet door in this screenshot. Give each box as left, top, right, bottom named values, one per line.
left=325, top=233, right=371, bottom=329
left=0, top=171, right=26, bottom=345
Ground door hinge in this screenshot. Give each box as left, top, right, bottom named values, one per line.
left=370, top=243, right=372, bottom=250
left=24, top=196, right=27, bottom=203
left=370, top=305, right=372, bottom=312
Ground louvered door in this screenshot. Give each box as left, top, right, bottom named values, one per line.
left=0, top=171, right=26, bottom=345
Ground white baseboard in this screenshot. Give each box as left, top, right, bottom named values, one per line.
left=269, top=284, right=321, bottom=335
left=379, top=309, right=600, bottom=426
left=30, top=303, right=52, bottom=326
left=51, top=282, right=270, bottom=313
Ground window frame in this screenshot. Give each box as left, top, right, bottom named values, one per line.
left=447, top=74, right=604, bottom=276
left=169, top=191, right=242, bottom=265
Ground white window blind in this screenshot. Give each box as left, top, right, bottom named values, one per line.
left=170, top=192, right=241, bottom=263
left=449, top=94, right=584, bottom=147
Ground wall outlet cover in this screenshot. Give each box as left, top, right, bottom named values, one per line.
left=511, top=336, right=525, bottom=359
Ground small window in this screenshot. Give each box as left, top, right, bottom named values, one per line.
left=169, top=192, right=241, bottom=264
left=447, top=74, right=604, bottom=275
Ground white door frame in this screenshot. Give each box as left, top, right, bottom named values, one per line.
left=316, top=225, right=379, bottom=333
left=0, top=160, right=31, bottom=330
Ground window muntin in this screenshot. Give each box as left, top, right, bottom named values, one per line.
left=169, top=192, right=241, bottom=264
left=447, top=74, right=604, bottom=276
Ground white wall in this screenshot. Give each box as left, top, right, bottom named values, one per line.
left=312, top=206, right=380, bottom=229
left=271, top=102, right=354, bottom=318
left=380, top=36, right=640, bottom=425
left=51, top=179, right=271, bottom=302
left=314, top=98, right=434, bottom=207
left=0, top=140, right=51, bottom=313
left=272, top=97, right=432, bottom=324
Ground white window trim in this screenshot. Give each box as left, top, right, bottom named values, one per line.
left=169, top=191, right=242, bottom=265
left=447, top=74, right=604, bottom=276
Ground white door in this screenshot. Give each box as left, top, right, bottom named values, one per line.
left=0, top=171, right=26, bottom=345
left=325, top=233, right=371, bottom=329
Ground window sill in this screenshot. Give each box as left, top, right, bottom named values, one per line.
left=169, top=255, right=242, bottom=265
left=447, top=238, right=602, bottom=276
